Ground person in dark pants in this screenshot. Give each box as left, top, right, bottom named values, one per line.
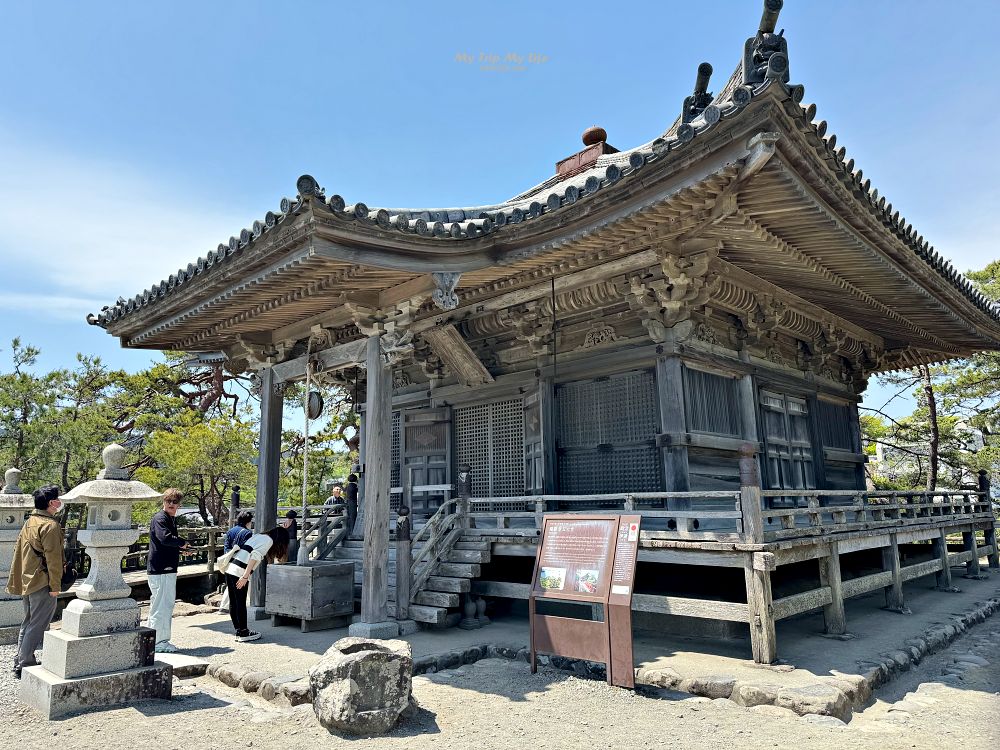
left=225, top=526, right=289, bottom=642
left=7, top=485, right=63, bottom=679
left=218, top=510, right=254, bottom=613
left=345, top=474, right=359, bottom=537
left=282, top=510, right=299, bottom=563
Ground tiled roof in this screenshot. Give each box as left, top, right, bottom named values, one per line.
left=89, top=1, right=999, bottom=331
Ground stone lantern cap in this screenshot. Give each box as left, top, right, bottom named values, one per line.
left=61, top=444, right=162, bottom=504
left=0, top=468, right=33, bottom=512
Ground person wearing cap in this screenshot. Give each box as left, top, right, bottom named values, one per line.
left=7, top=484, right=64, bottom=679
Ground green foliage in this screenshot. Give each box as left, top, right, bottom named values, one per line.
left=0, top=341, right=358, bottom=527
left=863, top=259, right=1000, bottom=490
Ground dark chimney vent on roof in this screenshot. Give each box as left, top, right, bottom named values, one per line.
left=557, top=126, right=619, bottom=178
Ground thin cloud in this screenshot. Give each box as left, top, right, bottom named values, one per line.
left=0, top=292, right=109, bottom=322
left=0, top=133, right=245, bottom=306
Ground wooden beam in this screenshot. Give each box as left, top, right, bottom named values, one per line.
left=631, top=593, right=749, bottom=622
left=773, top=586, right=833, bottom=621
left=421, top=325, right=495, bottom=387
left=379, top=274, right=436, bottom=309
left=272, top=338, right=367, bottom=383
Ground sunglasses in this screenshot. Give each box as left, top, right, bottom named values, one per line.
left=165, top=500, right=181, bottom=506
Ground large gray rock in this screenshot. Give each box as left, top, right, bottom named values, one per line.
left=309, top=637, right=413, bottom=736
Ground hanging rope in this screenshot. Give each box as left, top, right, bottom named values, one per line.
left=299, top=336, right=314, bottom=561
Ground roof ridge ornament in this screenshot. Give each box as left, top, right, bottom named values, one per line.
left=743, top=0, right=789, bottom=87
left=682, top=63, right=714, bottom=124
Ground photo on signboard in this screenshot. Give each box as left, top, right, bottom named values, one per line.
left=574, top=569, right=599, bottom=594
left=539, top=567, right=566, bottom=590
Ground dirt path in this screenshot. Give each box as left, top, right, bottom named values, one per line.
left=3, top=633, right=999, bottom=750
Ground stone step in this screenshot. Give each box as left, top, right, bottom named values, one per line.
left=435, top=562, right=481, bottom=578
left=424, top=576, right=471, bottom=593
left=446, top=549, right=490, bottom=564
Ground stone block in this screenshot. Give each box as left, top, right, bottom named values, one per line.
left=0, top=624, right=19, bottom=646
left=216, top=664, right=252, bottom=688
left=309, top=637, right=412, bottom=735
left=61, top=598, right=140, bottom=637
left=732, top=682, right=780, bottom=707
left=282, top=677, right=312, bottom=706
left=259, top=675, right=302, bottom=701
left=0, top=597, right=21, bottom=630
left=240, top=670, right=273, bottom=693
left=775, top=684, right=851, bottom=721
left=347, top=620, right=400, bottom=639
left=154, top=653, right=209, bottom=678
left=41, top=627, right=153, bottom=679
left=678, top=675, right=736, bottom=700
left=19, top=662, right=172, bottom=720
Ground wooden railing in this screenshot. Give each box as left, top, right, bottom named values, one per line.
left=277, top=503, right=350, bottom=562
left=118, top=526, right=225, bottom=573
left=756, top=489, right=992, bottom=542
left=408, top=495, right=466, bottom=598
left=469, top=491, right=744, bottom=541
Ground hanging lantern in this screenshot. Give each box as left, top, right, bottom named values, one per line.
left=307, top=390, right=324, bottom=420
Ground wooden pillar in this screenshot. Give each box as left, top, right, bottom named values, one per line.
left=350, top=334, right=397, bottom=636
left=739, top=445, right=763, bottom=543
left=744, top=552, right=776, bottom=664
left=818, top=541, right=846, bottom=634
left=963, top=528, right=983, bottom=578
left=394, top=507, right=411, bottom=621
left=881, top=533, right=907, bottom=612
left=933, top=529, right=956, bottom=591
left=656, top=357, right=690, bottom=525
left=250, top=366, right=283, bottom=619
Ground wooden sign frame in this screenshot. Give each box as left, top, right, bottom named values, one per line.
left=529, top=514, right=641, bottom=688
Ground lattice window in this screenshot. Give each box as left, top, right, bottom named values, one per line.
left=555, top=370, right=662, bottom=494
left=760, top=390, right=815, bottom=500
left=683, top=367, right=742, bottom=436
left=390, top=411, right=401, bottom=490
left=817, top=400, right=855, bottom=450
left=454, top=399, right=525, bottom=497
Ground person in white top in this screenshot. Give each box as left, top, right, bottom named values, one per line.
left=225, top=526, right=289, bottom=642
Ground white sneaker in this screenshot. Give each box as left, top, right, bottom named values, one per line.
left=235, top=631, right=261, bottom=643
left=154, top=641, right=178, bottom=653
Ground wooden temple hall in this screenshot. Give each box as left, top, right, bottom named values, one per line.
left=90, top=1, right=1000, bottom=661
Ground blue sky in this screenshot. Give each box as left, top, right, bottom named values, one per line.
left=2, top=1, right=999, bottom=416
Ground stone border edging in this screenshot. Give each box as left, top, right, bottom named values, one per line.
left=200, top=595, right=1000, bottom=722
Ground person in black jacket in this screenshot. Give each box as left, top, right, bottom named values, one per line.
left=145, top=488, right=189, bottom=653
left=345, top=474, right=359, bottom=537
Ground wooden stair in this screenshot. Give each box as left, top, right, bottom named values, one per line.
left=328, top=532, right=492, bottom=626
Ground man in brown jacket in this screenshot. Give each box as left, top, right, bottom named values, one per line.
left=6, top=484, right=63, bottom=679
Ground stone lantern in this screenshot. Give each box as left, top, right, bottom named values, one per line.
left=0, top=468, right=33, bottom=644
left=20, top=443, right=173, bottom=719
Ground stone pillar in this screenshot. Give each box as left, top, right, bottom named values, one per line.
left=0, top=468, right=33, bottom=644
left=19, top=444, right=172, bottom=720
left=349, top=334, right=398, bottom=638
left=250, top=367, right=283, bottom=620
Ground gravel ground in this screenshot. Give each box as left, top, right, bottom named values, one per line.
left=1, top=647, right=998, bottom=750
left=0, top=645, right=18, bottom=715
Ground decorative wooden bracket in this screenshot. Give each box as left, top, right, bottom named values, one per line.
left=627, top=241, right=723, bottom=343
left=431, top=272, right=462, bottom=310
left=420, top=325, right=494, bottom=387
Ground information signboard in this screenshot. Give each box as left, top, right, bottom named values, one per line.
left=529, top=514, right=640, bottom=688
